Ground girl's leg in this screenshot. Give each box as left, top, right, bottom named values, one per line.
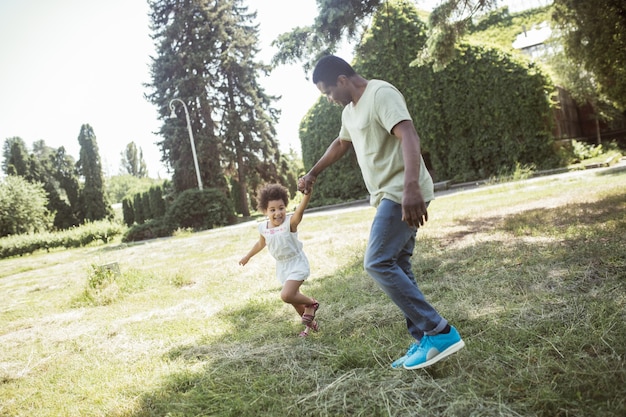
left=292, top=303, right=305, bottom=317
left=281, top=279, right=315, bottom=314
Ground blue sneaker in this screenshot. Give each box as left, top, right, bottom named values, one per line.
left=403, top=326, right=464, bottom=370
left=391, top=341, right=420, bottom=369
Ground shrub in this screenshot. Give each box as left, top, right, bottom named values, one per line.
left=0, top=220, right=125, bottom=258
left=122, top=197, right=134, bottom=227
left=149, top=184, right=167, bottom=218
left=0, top=176, right=53, bottom=237
left=133, top=193, right=145, bottom=224
left=165, top=188, right=234, bottom=231
left=122, top=217, right=173, bottom=242
left=121, top=188, right=234, bottom=242
left=571, top=140, right=605, bottom=161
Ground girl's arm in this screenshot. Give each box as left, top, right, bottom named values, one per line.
left=290, top=187, right=312, bottom=232
left=239, top=235, right=266, bottom=266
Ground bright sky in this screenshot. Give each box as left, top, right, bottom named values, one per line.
left=0, top=0, right=436, bottom=178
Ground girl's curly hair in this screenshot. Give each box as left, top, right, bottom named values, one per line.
left=257, top=184, right=289, bottom=211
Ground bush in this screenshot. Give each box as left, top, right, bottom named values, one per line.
left=122, top=217, right=173, bottom=242
left=0, top=220, right=125, bottom=258
left=571, top=140, right=605, bottom=161
left=0, top=176, right=53, bottom=237
left=165, top=188, right=234, bottom=231
left=121, top=188, right=234, bottom=242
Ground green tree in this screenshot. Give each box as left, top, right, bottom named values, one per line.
left=105, top=175, right=160, bottom=204
left=2, top=137, right=30, bottom=177
left=147, top=0, right=283, bottom=218
left=147, top=0, right=228, bottom=193
left=301, top=0, right=556, bottom=186
left=141, top=191, right=152, bottom=220
left=120, top=142, right=148, bottom=178
left=546, top=49, right=613, bottom=145
left=552, top=0, right=626, bottom=111
left=0, top=175, right=52, bottom=237
left=51, top=146, right=81, bottom=227
left=133, top=193, right=145, bottom=225
left=76, top=124, right=113, bottom=222
left=216, top=1, right=283, bottom=217
left=414, top=0, right=496, bottom=70
left=149, top=184, right=167, bottom=218
left=122, top=197, right=134, bottom=227
left=270, top=0, right=491, bottom=71
left=164, top=188, right=233, bottom=231
left=2, top=138, right=80, bottom=229
left=368, top=1, right=555, bottom=180
left=271, top=0, right=383, bottom=71
left=30, top=140, right=80, bottom=229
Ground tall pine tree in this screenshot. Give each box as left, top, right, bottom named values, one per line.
left=148, top=0, right=226, bottom=193
left=214, top=1, right=282, bottom=216
left=76, top=124, right=112, bottom=222
left=147, top=0, right=284, bottom=215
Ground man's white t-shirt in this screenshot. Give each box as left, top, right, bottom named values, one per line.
left=338, top=79, right=434, bottom=207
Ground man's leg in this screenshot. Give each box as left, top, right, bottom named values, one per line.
left=364, top=199, right=447, bottom=337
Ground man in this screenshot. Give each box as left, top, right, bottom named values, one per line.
left=298, top=55, right=464, bottom=369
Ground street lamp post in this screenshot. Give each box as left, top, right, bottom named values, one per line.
left=169, top=98, right=203, bottom=190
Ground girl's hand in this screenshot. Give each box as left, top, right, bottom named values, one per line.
left=239, top=257, right=248, bottom=266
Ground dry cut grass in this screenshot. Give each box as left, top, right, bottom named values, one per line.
left=1, top=164, right=625, bottom=417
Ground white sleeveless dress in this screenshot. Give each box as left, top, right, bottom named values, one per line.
left=258, top=214, right=310, bottom=285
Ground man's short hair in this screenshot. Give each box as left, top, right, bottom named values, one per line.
left=312, top=55, right=356, bottom=86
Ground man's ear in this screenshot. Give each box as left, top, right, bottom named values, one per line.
left=336, top=74, right=348, bottom=86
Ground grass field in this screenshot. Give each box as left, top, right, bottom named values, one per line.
left=1, top=164, right=625, bottom=417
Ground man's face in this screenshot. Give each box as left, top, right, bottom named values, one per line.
left=316, top=76, right=351, bottom=106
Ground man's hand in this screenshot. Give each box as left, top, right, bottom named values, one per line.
left=298, top=173, right=316, bottom=195
left=402, top=187, right=428, bottom=227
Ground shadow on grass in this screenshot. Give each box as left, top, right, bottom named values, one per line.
left=437, top=192, right=626, bottom=246
left=123, top=193, right=626, bottom=417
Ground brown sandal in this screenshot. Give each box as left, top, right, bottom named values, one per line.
left=299, top=321, right=319, bottom=337
left=301, top=300, right=319, bottom=326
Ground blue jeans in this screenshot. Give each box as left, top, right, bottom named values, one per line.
left=364, top=199, right=447, bottom=341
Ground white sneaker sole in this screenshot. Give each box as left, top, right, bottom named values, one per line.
left=403, top=339, right=465, bottom=370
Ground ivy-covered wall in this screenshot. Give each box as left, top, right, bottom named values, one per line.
left=415, top=44, right=556, bottom=181
left=301, top=0, right=559, bottom=199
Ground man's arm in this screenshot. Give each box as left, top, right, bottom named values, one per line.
left=392, top=120, right=428, bottom=228
left=299, top=137, right=352, bottom=194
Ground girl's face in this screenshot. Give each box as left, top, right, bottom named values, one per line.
left=265, top=199, right=287, bottom=228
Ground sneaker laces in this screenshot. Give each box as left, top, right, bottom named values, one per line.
left=406, top=341, right=420, bottom=356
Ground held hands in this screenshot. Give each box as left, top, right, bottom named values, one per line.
left=298, top=174, right=316, bottom=195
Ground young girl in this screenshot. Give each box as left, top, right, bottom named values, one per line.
left=239, top=183, right=319, bottom=337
